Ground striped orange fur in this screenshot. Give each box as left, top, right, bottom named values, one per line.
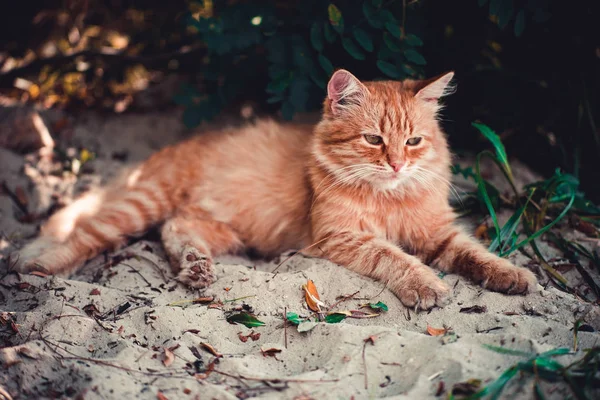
left=12, top=69, right=536, bottom=310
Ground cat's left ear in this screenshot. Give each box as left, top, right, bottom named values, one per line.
left=414, top=72, right=455, bottom=103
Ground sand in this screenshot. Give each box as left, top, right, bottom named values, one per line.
left=0, top=109, right=599, bottom=400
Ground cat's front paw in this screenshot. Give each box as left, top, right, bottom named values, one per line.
left=176, top=246, right=215, bottom=289
left=395, top=266, right=451, bottom=310
left=481, top=259, right=537, bottom=295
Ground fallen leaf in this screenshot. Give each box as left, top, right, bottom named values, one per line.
left=183, top=388, right=191, bottom=395
left=29, top=271, right=49, bottom=278
left=286, top=312, right=303, bottom=325
left=325, top=312, right=348, bottom=324
left=363, top=301, right=389, bottom=312
left=157, top=392, right=169, bottom=400
left=364, top=335, right=377, bottom=345
left=426, top=325, right=448, bottom=336
left=451, top=379, right=482, bottom=396
left=348, top=310, right=380, bottom=319
left=238, top=332, right=249, bottom=343
left=200, top=342, right=222, bottom=358
left=89, top=288, right=101, bottom=296
left=14, top=186, right=28, bottom=208
left=226, top=312, right=265, bottom=328
left=224, top=287, right=231, bottom=292
left=303, top=280, right=326, bottom=312
left=297, top=321, right=319, bottom=332
left=162, top=348, right=175, bottom=367
left=249, top=331, right=261, bottom=341
left=459, top=305, right=487, bottom=314
left=260, top=346, right=283, bottom=358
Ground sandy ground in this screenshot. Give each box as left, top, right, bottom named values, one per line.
left=0, top=109, right=599, bottom=400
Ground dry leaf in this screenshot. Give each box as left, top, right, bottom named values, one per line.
left=364, top=335, right=377, bottom=345
left=200, top=342, right=222, bottom=358
left=261, top=347, right=283, bottom=358
left=89, top=288, right=101, bottom=296
left=426, top=325, right=448, bottom=336
left=238, top=332, right=249, bottom=343
left=162, top=348, right=175, bottom=367
left=157, top=392, right=169, bottom=400
left=303, top=279, right=325, bottom=312
left=29, top=271, right=49, bottom=278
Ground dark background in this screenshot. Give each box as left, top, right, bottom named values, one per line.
left=1, top=0, right=598, bottom=201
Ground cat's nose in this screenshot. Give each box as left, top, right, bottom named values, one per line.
left=389, top=161, right=404, bottom=172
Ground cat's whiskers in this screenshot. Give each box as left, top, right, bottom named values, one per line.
left=411, top=166, right=465, bottom=206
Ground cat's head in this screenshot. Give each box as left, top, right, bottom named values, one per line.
left=313, top=69, right=454, bottom=193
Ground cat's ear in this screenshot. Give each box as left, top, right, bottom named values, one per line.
left=326, top=69, right=368, bottom=117
left=414, top=72, right=455, bottom=103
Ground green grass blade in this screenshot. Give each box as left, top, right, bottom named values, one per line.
left=475, top=151, right=502, bottom=242
left=538, top=347, right=571, bottom=358
left=483, top=344, right=534, bottom=357
left=472, top=122, right=513, bottom=179
left=502, top=186, right=575, bottom=255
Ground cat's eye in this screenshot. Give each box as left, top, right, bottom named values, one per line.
left=364, top=134, right=383, bottom=145
left=406, top=137, right=422, bottom=146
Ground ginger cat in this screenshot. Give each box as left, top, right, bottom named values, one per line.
left=12, top=70, right=537, bottom=310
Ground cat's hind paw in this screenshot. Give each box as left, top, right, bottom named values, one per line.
left=176, top=246, right=215, bottom=289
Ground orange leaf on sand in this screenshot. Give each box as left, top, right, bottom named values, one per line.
left=302, top=280, right=326, bottom=312
left=162, top=348, right=175, bottom=367
left=426, top=325, right=447, bottom=336
left=157, top=392, right=169, bottom=400
left=200, top=342, right=222, bottom=358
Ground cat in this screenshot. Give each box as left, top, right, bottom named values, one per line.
left=11, top=69, right=537, bottom=310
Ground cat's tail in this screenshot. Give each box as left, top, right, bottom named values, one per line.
left=10, top=173, right=173, bottom=276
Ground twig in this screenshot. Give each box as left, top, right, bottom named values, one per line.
left=213, top=369, right=339, bottom=383
left=363, top=340, right=370, bottom=390
left=121, top=262, right=152, bottom=287
left=284, top=307, right=288, bottom=349
left=223, top=295, right=256, bottom=303
left=327, top=290, right=360, bottom=311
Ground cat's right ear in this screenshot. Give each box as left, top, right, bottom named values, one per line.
left=326, top=69, right=368, bottom=117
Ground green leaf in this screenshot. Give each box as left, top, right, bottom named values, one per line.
left=363, top=1, right=383, bottom=28
left=475, top=152, right=502, bottom=241
left=281, top=99, right=295, bottom=121
left=353, top=27, right=373, bottom=52
left=377, top=60, right=402, bottom=78
left=323, top=21, right=337, bottom=43
left=489, top=0, right=502, bottom=16
left=404, top=49, right=427, bottom=65
left=328, top=4, right=344, bottom=33
left=325, top=313, right=347, bottom=323
left=384, top=21, right=402, bottom=38
left=310, top=22, right=324, bottom=52
left=514, top=10, right=525, bottom=36
left=266, top=94, right=284, bottom=104
left=289, top=77, right=310, bottom=110
left=472, top=122, right=511, bottom=177
left=368, top=301, right=388, bottom=312
left=342, top=38, right=366, bottom=60
left=497, top=0, right=514, bottom=29
left=226, top=312, right=265, bottom=328
left=383, top=32, right=401, bottom=52
left=310, top=68, right=327, bottom=89
left=286, top=312, right=302, bottom=325
left=318, top=54, right=334, bottom=76
left=405, top=34, right=423, bottom=46
left=483, top=344, right=534, bottom=357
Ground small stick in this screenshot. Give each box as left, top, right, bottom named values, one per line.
left=362, top=340, right=369, bottom=390
left=213, top=369, right=339, bottom=383
left=284, top=307, right=288, bottom=349
left=327, top=290, right=360, bottom=311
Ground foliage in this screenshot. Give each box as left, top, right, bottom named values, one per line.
left=451, top=344, right=600, bottom=400
left=456, top=122, right=600, bottom=297
left=178, top=0, right=427, bottom=124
